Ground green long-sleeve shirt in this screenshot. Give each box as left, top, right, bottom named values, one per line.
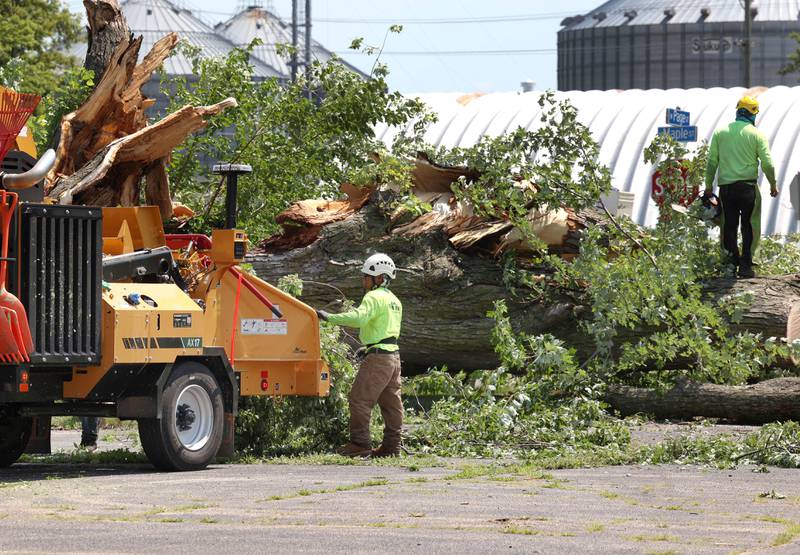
left=704, top=120, right=776, bottom=190
left=327, top=286, right=402, bottom=352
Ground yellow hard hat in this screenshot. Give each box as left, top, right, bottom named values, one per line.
left=737, top=96, right=760, bottom=115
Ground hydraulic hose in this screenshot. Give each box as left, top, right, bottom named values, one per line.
left=1, top=149, right=56, bottom=191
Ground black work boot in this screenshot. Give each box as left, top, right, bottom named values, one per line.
left=737, top=262, right=755, bottom=278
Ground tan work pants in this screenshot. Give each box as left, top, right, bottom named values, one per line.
left=349, top=352, right=402, bottom=449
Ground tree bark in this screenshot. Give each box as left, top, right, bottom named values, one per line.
left=45, top=32, right=184, bottom=219
left=247, top=189, right=800, bottom=373
left=48, top=98, right=238, bottom=209
left=605, top=377, right=800, bottom=425
left=83, top=0, right=131, bottom=81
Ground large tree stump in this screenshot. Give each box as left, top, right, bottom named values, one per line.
left=606, top=377, right=800, bottom=425
left=48, top=98, right=238, bottom=209
left=46, top=30, right=181, bottom=219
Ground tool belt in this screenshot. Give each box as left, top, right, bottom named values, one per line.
left=364, top=337, right=398, bottom=355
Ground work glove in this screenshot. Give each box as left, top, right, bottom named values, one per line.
left=315, top=309, right=329, bottom=321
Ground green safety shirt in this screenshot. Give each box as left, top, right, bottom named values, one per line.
left=704, top=120, right=776, bottom=189
left=327, top=286, right=402, bottom=352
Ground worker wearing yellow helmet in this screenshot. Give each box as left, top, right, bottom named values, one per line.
left=704, top=95, right=779, bottom=278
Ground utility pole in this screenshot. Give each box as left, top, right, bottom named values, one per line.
left=291, top=0, right=299, bottom=82
left=290, top=0, right=312, bottom=93
left=744, top=0, right=752, bottom=87
left=305, top=0, right=312, bottom=99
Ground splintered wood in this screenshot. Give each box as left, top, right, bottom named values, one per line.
left=45, top=0, right=237, bottom=220
left=262, top=154, right=592, bottom=259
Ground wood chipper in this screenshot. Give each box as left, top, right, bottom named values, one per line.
left=0, top=89, right=329, bottom=471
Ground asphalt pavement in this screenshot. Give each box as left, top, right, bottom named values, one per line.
left=2, top=438, right=800, bottom=554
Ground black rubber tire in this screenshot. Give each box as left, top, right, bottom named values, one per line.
left=0, top=410, right=33, bottom=468
left=138, top=362, right=224, bottom=471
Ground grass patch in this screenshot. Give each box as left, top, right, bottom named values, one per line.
left=406, top=477, right=428, bottom=484
left=771, top=522, right=800, bottom=547
left=200, top=518, right=219, bottom=524
left=586, top=522, right=605, bottom=533
left=542, top=479, right=569, bottom=490
left=502, top=526, right=541, bottom=536
left=158, top=517, right=185, bottom=523
left=448, top=463, right=554, bottom=482
left=231, top=453, right=445, bottom=470
left=627, top=534, right=677, bottom=542
left=263, top=478, right=390, bottom=501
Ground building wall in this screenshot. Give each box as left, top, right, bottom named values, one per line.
left=558, top=21, right=800, bottom=91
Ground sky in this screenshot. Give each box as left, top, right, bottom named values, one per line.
left=65, top=0, right=602, bottom=93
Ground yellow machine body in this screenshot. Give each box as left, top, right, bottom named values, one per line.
left=63, top=206, right=330, bottom=401
left=64, top=283, right=205, bottom=398
left=12, top=124, right=37, bottom=159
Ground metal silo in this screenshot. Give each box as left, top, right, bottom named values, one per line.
left=558, top=0, right=800, bottom=91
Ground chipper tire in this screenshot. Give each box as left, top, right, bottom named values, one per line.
left=0, top=409, right=32, bottom=468
left=138, top=362, right=224, bottom=471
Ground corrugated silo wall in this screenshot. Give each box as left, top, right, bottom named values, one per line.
left=558, top=21, right=800, bottom=91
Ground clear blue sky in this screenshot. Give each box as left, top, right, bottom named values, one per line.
left=66, top=0, right=601, bottom=93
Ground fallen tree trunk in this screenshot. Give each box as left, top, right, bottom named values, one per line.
left=606, top=377, right=800, bottom=425
left=248, top=188, right=800, bottom=372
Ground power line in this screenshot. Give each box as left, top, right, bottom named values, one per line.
left=337, top=48, right=558, bottom=57
left=313, top=12, right=575, bottom=24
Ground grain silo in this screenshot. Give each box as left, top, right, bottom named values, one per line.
left=558, top=0, right=800, bottom=91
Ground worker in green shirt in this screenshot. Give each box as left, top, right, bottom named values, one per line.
left=316, top=253, right=403, bottom=458
left=704, top=95, right=779, bottom=278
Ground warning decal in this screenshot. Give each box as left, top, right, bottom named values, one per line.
left=241, top=318, right=288, bottom=335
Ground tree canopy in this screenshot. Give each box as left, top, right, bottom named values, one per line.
left=0, top=0, right=83, bottom=96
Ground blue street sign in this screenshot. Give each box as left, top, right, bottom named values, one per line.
left=658, top=126, right=698, bottom=143
left=666, top=108, right=691, bottom=126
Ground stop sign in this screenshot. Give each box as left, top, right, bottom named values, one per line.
left=651, top=163, right=698, bottom=207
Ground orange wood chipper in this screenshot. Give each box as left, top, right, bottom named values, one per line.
left=0, top=87, right=329, bottom=470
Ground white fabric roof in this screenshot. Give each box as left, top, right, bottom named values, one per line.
left=376, top=87, right=800, bottom=236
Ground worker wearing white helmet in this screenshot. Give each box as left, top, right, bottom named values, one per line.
left=316, top=253, right=403, bottom=458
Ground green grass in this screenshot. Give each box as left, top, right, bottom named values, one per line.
left=448, top=462, right=554, bottom=481
left=263, top=478, right=390, bottom=501
left=502, top=526, right=541, bottom=536
left=586, top=522, right=605, bottom=533
left=771, top=522, right=800, bottom=547
left=627, top=534, right=678, bottom=542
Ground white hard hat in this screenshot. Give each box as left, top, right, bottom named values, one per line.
left=362, top=253, right=396, bottom=280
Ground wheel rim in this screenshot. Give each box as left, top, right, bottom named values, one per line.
left=174, top=384, right=213, bottom=451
